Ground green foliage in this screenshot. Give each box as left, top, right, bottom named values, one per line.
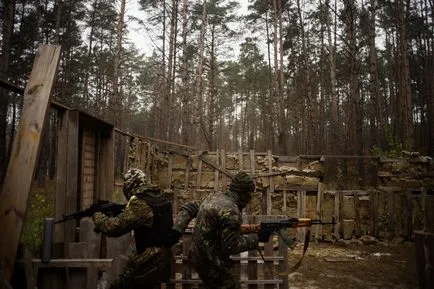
left=371, top=127, right=412, bottom=157
left=20, top=185, right=55, bottom=256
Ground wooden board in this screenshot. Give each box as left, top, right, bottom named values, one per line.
left=0, top=45, right=61, bottom=281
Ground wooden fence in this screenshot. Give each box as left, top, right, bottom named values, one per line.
left=18, top=216, right=291, bottom=289
left=167, top=215, right=290, bottom=289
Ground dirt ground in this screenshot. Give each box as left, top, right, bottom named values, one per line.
left=285, top=241, right=419, bottom=289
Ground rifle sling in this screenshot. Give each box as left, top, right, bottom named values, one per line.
left=278, top=228, right=311, bottom=275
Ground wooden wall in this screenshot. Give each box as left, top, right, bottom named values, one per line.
left=126, top=137, right=434, bottom=241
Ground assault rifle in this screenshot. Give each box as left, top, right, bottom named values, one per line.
left=55, top=201, right=126, bottom=224
left=240, top=217, right=335, bottom=234
left=241, top=217, right=335, bottom=273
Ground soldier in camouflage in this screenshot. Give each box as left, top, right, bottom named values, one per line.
left=173, top=171, right=270, bottom=289
left=93, top=168, right=180, bottom=289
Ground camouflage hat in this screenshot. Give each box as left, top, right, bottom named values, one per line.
left=123, top=168, right=148, bottom=197
left=229, top=172, right=255, bottom=194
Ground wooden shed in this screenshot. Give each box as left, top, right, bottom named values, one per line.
left=53, top=105, right=114, bottom=258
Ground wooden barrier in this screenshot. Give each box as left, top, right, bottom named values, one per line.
left=167, top=215, right=290, bottom=289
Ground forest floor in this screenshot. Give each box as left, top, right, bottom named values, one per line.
left=285, top=240, right=419, bottom=289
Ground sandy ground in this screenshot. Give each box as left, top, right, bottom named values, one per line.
left=284, top=241, right=419, bottom=289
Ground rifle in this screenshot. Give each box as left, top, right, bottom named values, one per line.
left=55, top=201, right=126, bottom=224
left=240, top=217, right=335, bottom=273
left=240, top=217, right=335, bottom=234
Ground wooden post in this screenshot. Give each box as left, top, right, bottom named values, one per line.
left=238, top=150, right=243, bottom=171
left=195, top=157, right=202, bottom=200
left=220, top=149, right=227, bottom=190
left=406, top=190, right=413, bottom=240
left=338, top=191, right=344, bottom=239
left=353, top=191, right=361, bottom=238
left=297, top=191, right=306, bottom=241
left=64, top=110, right=79, bottom=251
left=247, top=215, right=258, bottom=289
left=278, top=235, right=289, bottom=289
left=185, top=152, right=191, bottom=192
left=249, top=150, right=256, bottom=214
left=0, top=45, right=61, bottom=281
left=168, top=153, right=176, bottom=214
left=315, top=183, right=323, bottom=241
left=421, top=187, right=427, bottom=231
left=388, top=191, right=395, bottom=239
left=282, top=190, right=287, bottom=214
left=214, top=150, right=220, bottom=192
left=370, top=191, right=378, bottom=237
left=334, top=192, right=340, bottom=239
left=267, top=150, right=273, bottom=215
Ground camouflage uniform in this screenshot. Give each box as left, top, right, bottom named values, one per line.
left=93, top=168, right=176, bottom=289
left=179, top=172, right=259, bottom=289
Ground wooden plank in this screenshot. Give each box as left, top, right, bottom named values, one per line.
left=168, top=153, right=176, bottom=214
left=65, top=110, right=79, bottom=246
left=267, top=150, right=273, bottom=215
left=315, top=182, right=323, bottom=241
left=263, top=216, right=274, bottom=289
left=81, top=129, right=95, bottom=208
left=195, top=158, right=202, bottom=200
left=214, top=150, right=220, bottom=192
left=421, top=187, right=428, bottom=231
left=54, top=109, right=68, bottom=246
left=278, top=235, right=289, bottom=289
left=247, top=215, right=258, bottom=289
left=372, top=191, right=378, bottom=237
left=220, top=149, right=227, bottom=189
left=19, top=259, right=113, bottom=269
left=283, top=190, right=287, bottom=214
left=388, top=191, right=395, bottom=239
left=146, top=141, right=152, bottom=178
left=238, top=149, right=243, bottom=171
left=185, top=152, right=191, bottom=191
left=353, top=191, right=361, bottom=238
left=23, top=247, right=36, bottom=289
left=0, top=45, right=61, bottom=281
left=406, top=190, right=413, bottom=239
left=334, top=192, right=340, bottom=239
left=182, top=234, right=192, bottom=289
left=338, top=191, right=344, bottom=239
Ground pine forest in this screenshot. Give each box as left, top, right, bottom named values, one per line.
left=1, top=0, right=433, bottom=178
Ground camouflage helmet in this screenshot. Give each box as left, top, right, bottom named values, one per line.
left=229, top=171, right=255, bottom=195
left=123, top=168, right=148, bottom=199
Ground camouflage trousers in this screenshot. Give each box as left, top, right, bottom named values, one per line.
left=193, top=260, right=241, bottom=289
left=109, top=247, right=172, bottom=289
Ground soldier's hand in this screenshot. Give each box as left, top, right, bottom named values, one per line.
left=167, top=229, right=183, bottom=245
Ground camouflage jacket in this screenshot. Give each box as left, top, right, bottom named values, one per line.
left=93, top=194, right=153, bottom=237
left=189, top=191, right=259, bottom=266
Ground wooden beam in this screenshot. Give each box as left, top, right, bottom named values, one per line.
left=0, top=78, right=24, bottom=94
left=0, top=45, right=61, bottom=281
left=198, top=153, right=234, bottom=179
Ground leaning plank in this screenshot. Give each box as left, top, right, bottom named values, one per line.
left=198, top=152, right=234, bottom=179
left=0, top=45, right=61, bottom=281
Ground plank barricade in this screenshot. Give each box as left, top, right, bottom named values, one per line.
left=168, top=215, right=290, bottom=289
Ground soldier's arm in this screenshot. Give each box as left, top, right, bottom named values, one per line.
left=93, top=196, right=153, bottom=237
left=172, top=200, right=201, bottom=233
left=219, top=209, right=259, bottom=255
